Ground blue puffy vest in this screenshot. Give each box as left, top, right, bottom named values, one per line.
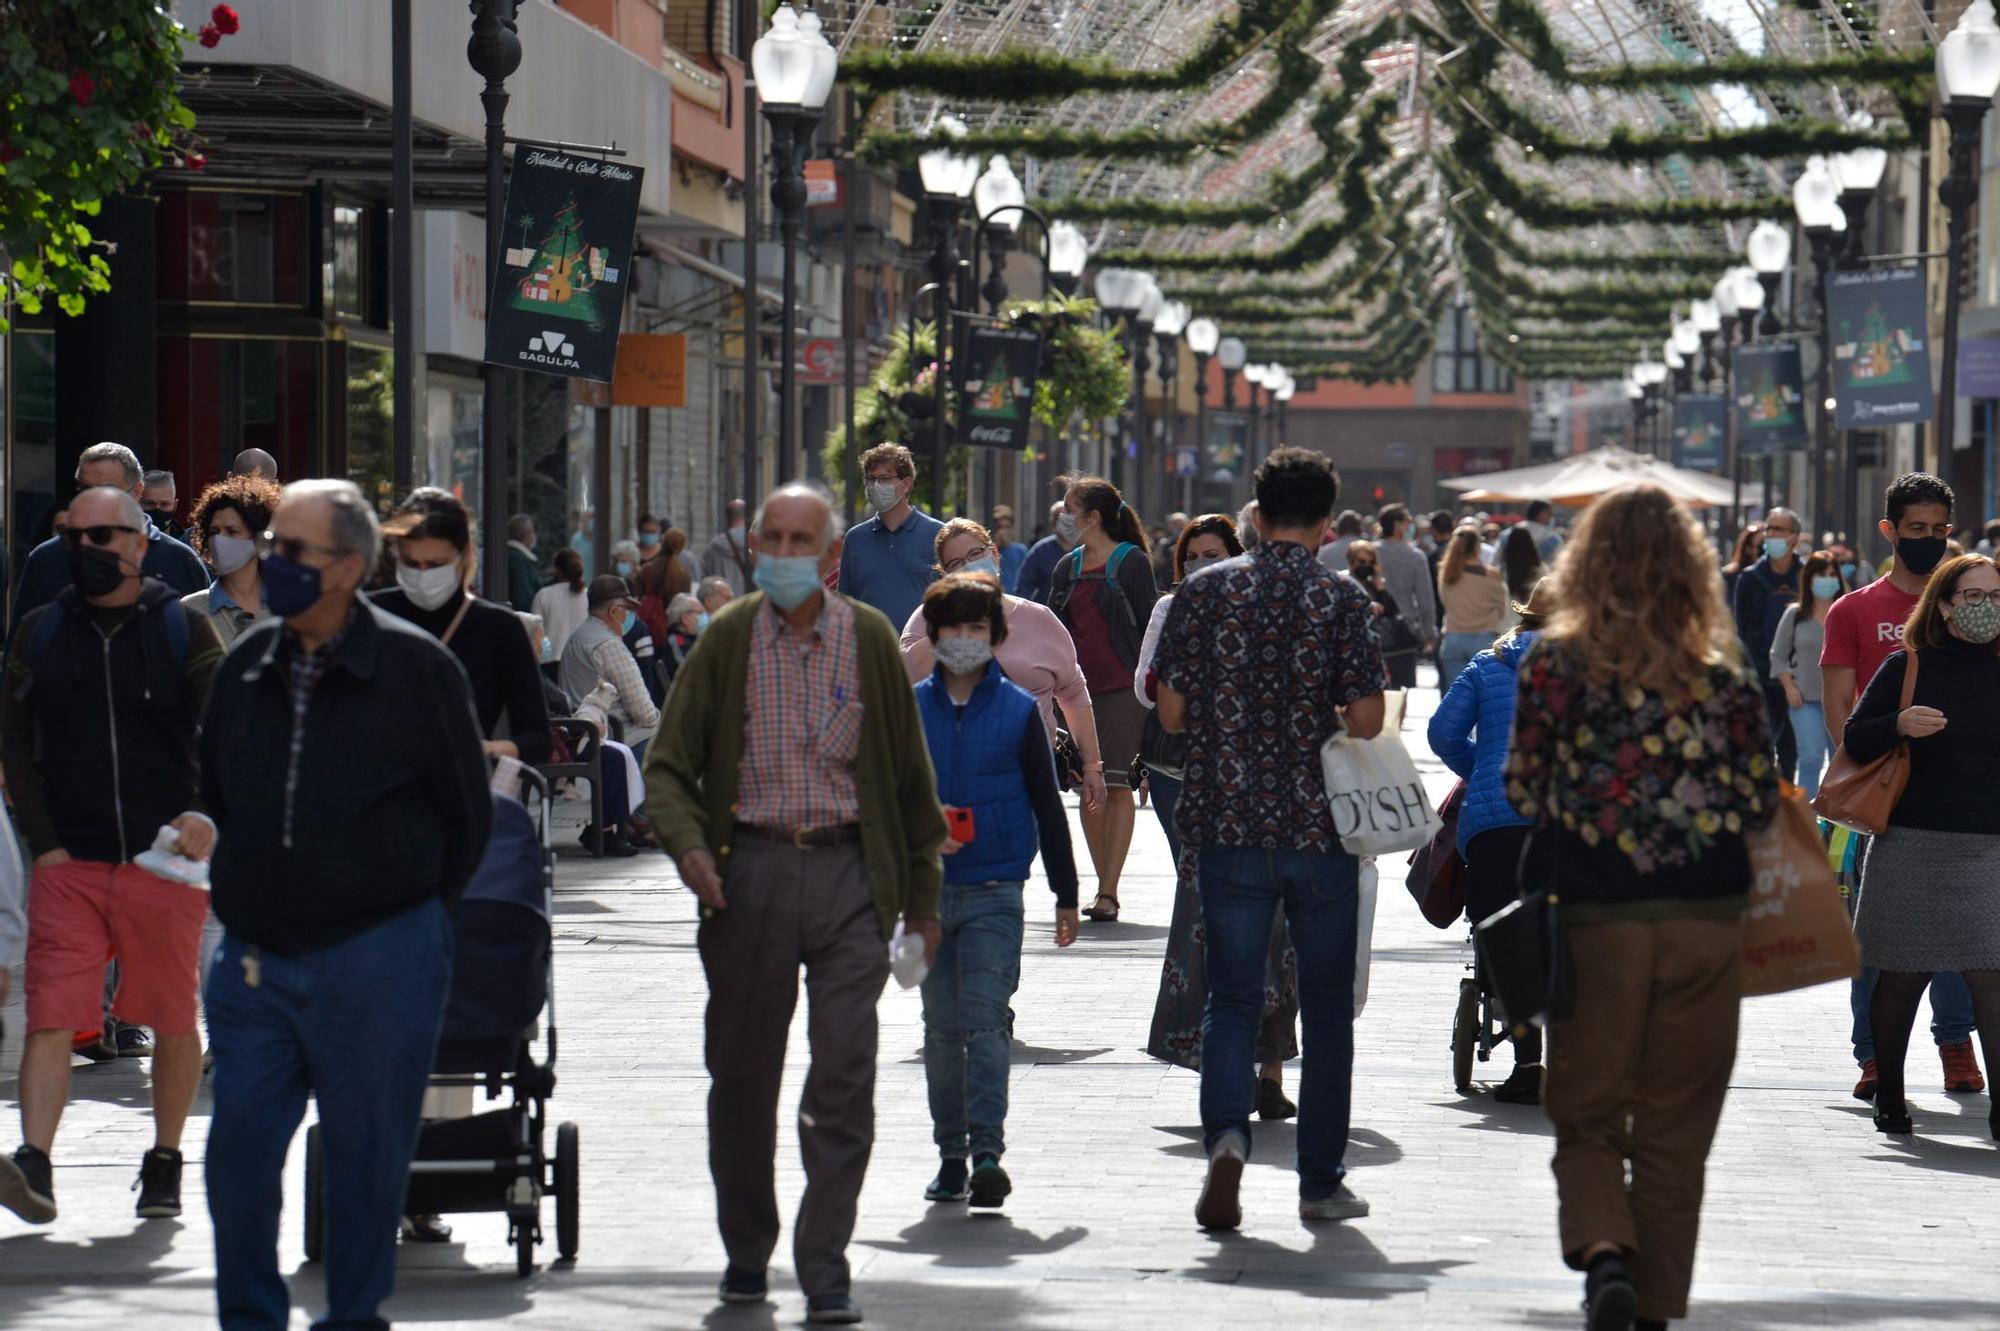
left=915, top=661, right=1042, bottom=886
left=1426, top=631, right=1538, bottom=855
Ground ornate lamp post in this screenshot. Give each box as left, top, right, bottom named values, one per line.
left=1745, top=221, right=1792, bottom=340
left=1217, top=337, right=1249, bottom=507
left=1153, top=301, right=1188, bottom=516
left=1794, top=155, right=1845, bottom=535
left=971, top=155, right=1028, bottom=313
left=1185, top=317, right=1219, bottom=513
left=1047, top=221, right=1089, bottom=298
left=1934, top=0, right=2000, bottom=468
left=1092, top=267, right=1146, bottom=489
left=1273, top=370, right=1295, bottom=447
left=468, top=0, right=521, bottom=595
left=917, top=116, right=979, bottom=504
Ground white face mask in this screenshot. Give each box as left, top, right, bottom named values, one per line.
left=934, top=636, right=994, bottom=676
left=1055, top=511, right=1081, bottom=543
left=866, top=480, right=902, bottom=514
left=397, top=561, right=462, bottom=612
left=209, top=533, right=258, bottom=577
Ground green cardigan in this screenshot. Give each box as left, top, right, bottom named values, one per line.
left=643, top=590, right=947, bottom=938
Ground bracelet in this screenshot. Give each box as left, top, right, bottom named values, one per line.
left=1082, top=763, right=1104, bottom=772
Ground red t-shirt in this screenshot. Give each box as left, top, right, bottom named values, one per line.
left=1820, top=576, right=1920, bottom=693
left=1065, top=563, right=1135, bottom=692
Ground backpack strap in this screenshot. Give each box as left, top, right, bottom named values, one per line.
left=1104, top=542, right=1137, bottom=580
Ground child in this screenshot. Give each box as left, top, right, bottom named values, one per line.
left=912, top=573, right=1080, bottom=1209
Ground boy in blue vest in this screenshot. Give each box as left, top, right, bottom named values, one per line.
left=913, top=574, right=1079, bottom=1209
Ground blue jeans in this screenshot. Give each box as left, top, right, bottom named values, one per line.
left=1789, top=702, right=1830, bottom=799
left=1198, top=845, right=1357, bottom=1200
left=1437, top=631, right=1488, bottom=691
left=1851, top=967, right=1976, bottom=1064
left=205, top=900, right=453, bottom=1331
left=922, top=880, right=1025, bottom=1161
left=1150, top=769, right=1184, bottom=865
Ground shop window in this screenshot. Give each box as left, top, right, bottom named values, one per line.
left=157, top=337, right=321, bottom=494
left=426, top=378, right=486, bottom=522
left=1433, top=306, right=1514, bottom=395
left=330, top=204, right=368, bottom=322
left=344, top=344, right=395, bottom=513
left=158, top=191, right=309, bottom=306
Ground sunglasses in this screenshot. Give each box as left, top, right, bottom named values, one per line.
left=62, top=524, right=143, bottom=547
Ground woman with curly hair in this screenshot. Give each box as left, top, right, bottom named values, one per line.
left=181, top=473, right=282, bottom=646
left=1503, top=482, right=1780, bottom=1331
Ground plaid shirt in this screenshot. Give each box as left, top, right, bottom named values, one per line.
left=281, top=621, right=347, bottom=850
left=736, top=594, right=863, bottom=831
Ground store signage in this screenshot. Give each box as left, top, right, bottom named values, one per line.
left=1670, top=394, right=1726, bottom=473
left=1827, top=266, right=1934, bottom=429
left=484, top=148, right=646, bottom=383
left=800, top=338, right=853, bottom=384
left=422, top=210, right=486, bottom=360
left=1957, top=337, right=2000, bottom=400
left=611, top=334, right=688, bottom=407
left=1733, top=341, right=1810, bottom=456
left=804, top=159, right=840, bottom=208
left=957, top=328, right=1042, bottom=450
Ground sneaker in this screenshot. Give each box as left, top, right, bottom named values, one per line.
left=1493, top=1063, right=1543, bottom=1105
left=1583, top=1253, right=1638, bottom=1331
left=133, top=1148, right=183, bottom=1219
left=805, top=1292, right=864, bottom=1324
left=924, top=1158, right=969, bottom=1203
left=1256, top=1078, right=1297, bottom=1121
left=968, top=1155, right=1011, bottom=1209
left=72, top=1029, right=118, bottom=1064
left=1299, top=1186, right=1370, bottom=1223
left=1194, top=1133, right=1246, bottom=1232
left=0, top=1146, right=57, bottom=1224
left=718, top=1266, right=768, bottom=1304
left=115, top=1023, right=153, bottom=1059
left=1941, top=1040, right=1986, bottom=1094
left=399, top=1213, right=453, bottom=1243
left=1851, top=1059, right=1879, bottom=1102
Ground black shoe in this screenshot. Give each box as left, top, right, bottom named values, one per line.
left=115, top=1023, right=153, bottom=1058
left=73, top=1030, right=119, bottom=1064
left=1584, top=1253, right=1637, bottom=1331
left=1493, top=1064, right=1543, bottom=1105
left=968, top=1155, right=1011, bottom=1209
left=0, top=1146, right=56, bottom=1224
left=399, top=1213, right=453, bottom=1243
left=718, top=1265, right=767, bottom=1304
left=133, top=1148, right=182, bottom=1219
left=1873, top=1102, right=1914, bottom=1136
left=580, top=826, right=640, bottom=858
left=924, top=1158, right=969, bottom=1202
left=805, top=1292, right=864, bottom=1324
left=1635, top=1320, right=1668, bottom=1331
left=1256, top=1078, right=1298, bottom=1121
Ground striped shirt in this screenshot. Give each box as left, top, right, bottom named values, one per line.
left=736, top=595, right=863, bottom=831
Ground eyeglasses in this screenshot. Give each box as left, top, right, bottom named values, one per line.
left=941, top=544, right=992, bottom=573
left=62, top=524, right=143, bottom=547
left=1953, top=588, right=1997, bottom=606
left=258, top=530, right=347, bottom=564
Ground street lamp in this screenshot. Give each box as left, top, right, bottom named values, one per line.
left=1047, top=221, right=1088, bottom=297
left=972, top=155, right=1027, bottom=313
left=754, top=2, right=837, bottom=480
left=1218, top=336, right=1247, bottom=409
left=1935, top=0, right=2000, bottom=464
left=469, top=0, right=522, bottom=595
left=1273, top=370, right=1295, bottom=448
left=917, top=115, right=979, bottom=504
left=1745, top=221, right=1791, bottom=338
left=1794, top=154, right=1848, bottom=540
left=1834, top=115, right=1889, bottom=268
left=1185, top=317, right=1219, bottom=511
left=1152, top=300, right=1188, bottom=514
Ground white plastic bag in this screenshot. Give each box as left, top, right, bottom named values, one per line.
left=1319, top=692, right=1441, bottom=856
left=0, top=802, right=25, bottom=973
left=888, top=921, right=929, bottom=989
left=1353, top=857, right=1378, bottom=1018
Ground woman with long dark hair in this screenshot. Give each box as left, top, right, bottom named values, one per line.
left=532, top=546, right=590, bottom=661
left=1499, top=523, right=1545, bottom=606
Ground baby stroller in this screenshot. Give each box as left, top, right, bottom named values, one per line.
left=302, top=767, right=577, bottom=1277
left=1450, top=929, right=1511, bottom=1094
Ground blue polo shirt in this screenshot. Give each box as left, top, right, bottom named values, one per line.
left=838, top=506, right=944, bottom=628
left=1014, top=534, right=1066, bottom=605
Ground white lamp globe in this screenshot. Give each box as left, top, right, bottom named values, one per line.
left=1093, top=267, right=1143, bottom=313
left=1938, top=0, right=2000, bottom=102
left=918, top=116, right=978, bottom=199
left=1135, top=273, right=1165, bottom=324
left=1691, top=298, right=1721, bottom=334
left=1154, top=300, right=1189, bottom=337
left=795, top=8, right=838, bottom=110
left=1185, top=317, right=1220, bottom=356
left=972, top=156, right=1025, bottom=232
left=1746, top=220, right=1792, bottom=275
left=1048, top=221, right=1089, bottom=279
left=1217, top=337, right=1248, bottom=371
left=1792, top=156, right=1843, bottom=230
left=751, top=5, right=813, bottom=108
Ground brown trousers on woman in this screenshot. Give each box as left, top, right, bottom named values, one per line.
left=1545, top=915, right=1742, bottom=1323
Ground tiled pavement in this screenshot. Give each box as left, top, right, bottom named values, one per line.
left=5, top=679, right=1999, bottom=1329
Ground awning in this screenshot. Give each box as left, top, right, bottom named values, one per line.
left=1445, top=446, right=1739, bottom=510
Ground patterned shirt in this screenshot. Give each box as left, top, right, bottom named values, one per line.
left=1154, top=540, right=1385, bottom=853
left=736, top=594, right=864, bottom=831
left=281, top=621, right=346, bottom=850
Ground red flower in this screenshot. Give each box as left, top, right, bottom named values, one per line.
left=69, top=70, right=95, bottom=106
left=211, top=4, right=241, bottom=34
left=198, top=23, right=221, bottom=47
left=186, top=150, right=207, bottom=171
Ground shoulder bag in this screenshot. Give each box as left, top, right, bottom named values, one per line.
left=1812, top=651, right=1918, bottom=836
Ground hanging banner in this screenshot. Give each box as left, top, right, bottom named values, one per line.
left=957, top=328, right=1042, bottom=450
left=484, top=148, right=646, bottom=383
left=1206, top=412, right=1249, bottom=480
left=1959, top=337, right=2000, bottom=399
left=1827, top=266, right=1934, bottom=429
left=1733, top=342, right=1810, bottom=456
left=610, top=334, right=688, bottom=407
left=1671, top=394, right=1726, bottom=473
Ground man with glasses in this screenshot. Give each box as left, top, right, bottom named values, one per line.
left=1732, top=505, right=1805, bottom=783
left=198, top=479, right=491, bottom=1331
left=0, top=486, right=226, bottom=1228
left=11, top=443, right=208, bottom=635
left=838, top=443, right=943, bottom=629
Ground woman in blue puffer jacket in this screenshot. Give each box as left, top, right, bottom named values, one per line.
left=1426, top=582, right=1551, bottom=1104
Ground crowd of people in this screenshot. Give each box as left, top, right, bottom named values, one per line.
left=0, top=435, right=1995, bottom=1331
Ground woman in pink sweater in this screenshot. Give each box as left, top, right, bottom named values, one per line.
left=902, top=519, right=1106, bottom=816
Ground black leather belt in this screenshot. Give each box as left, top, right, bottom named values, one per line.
left=734, top=821, right=863, bottom=849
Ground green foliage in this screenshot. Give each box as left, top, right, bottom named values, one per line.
left=1, top=0, right=211, bottom=328
left=1001, top=293, right=1128, bottom=434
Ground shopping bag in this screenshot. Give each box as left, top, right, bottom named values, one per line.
left=1405, top=780, right=1467, bottom=929
left=1320, top=692, right=1441, bottom=856
left=1741, top=791, right=1861, bottom=996
left=1353, top=857, right=1378, bottom=1018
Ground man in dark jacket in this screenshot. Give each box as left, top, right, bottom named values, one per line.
left=10, top=443, right=209, bottom=635
left=199, top=479, right=491, bottom=1331
left=1731, top=506, right=1802, bottom=781
left=0, top=486, right=225, bottom=1228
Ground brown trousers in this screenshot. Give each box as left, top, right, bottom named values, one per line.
left=698, top=836, right=889, bottom=1297
left=1545, top=916, right=1742, bottom=1322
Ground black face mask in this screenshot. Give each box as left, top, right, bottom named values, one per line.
left=67, top=541, right=130, bottom=598
left=1897, top=536, right=1948, bottom=577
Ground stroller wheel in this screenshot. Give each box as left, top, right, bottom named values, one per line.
left=513, top=1216, right=535, bottom=1278
left=1451, top=978, right=1479, bottom=1094
left=302, top=1124, right=326, bottom=1262
left=555, top=1122, right=580, bottom=1261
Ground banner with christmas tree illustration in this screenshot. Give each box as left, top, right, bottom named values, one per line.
left=1671, top=394, right=1726, bottom=474
left=484, top=149, right=645, bottom=382
left=1827, top=266, right=1934, bottom=429
left=958, top=327, right=1042, bottom=450
left=1733, top=342, right=1809, bottom=456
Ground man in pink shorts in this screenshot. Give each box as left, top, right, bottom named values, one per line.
left=0, top=483, right=225, bottom=1224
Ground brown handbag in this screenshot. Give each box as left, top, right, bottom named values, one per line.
left=1742, top=789, right=1861, bottom=996
left=1811, top=651, right=1919, bottom=836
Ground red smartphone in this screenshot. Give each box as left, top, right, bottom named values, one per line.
left=946, top=806, right=977, bottom=843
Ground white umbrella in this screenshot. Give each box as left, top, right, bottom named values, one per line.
left=1445, top=445, right=1738, bottom=509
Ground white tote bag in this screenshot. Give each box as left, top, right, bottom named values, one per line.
left=1319, top=691, right=1443, bottom=857
left=1352, top=857, right=1378, bottom=1018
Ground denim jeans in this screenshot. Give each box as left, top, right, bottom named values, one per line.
left=1437, top=631, right=1489, bottom=691
left=1788, top=702, right=1830, bottom=799
left=1850, top=967, right=1976, bottom=1063
left=922, top=880, right=1025, bottom=1161
left=1198, top=845, right=1357, bottom=1200
left=205, top=899, right=453, bottom=1331
left=1149, top=769, right=1184, bottom=865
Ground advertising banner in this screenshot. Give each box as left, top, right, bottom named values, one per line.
left=1827, top=266, right=1934, bottom=429
left=1670, top=394, right=1726, bottom=473
left=610, top=334, right=687, bottom=407
left=1206, top=412, right=1249, bottom=480
left=1733, top=342, right=1810, bottom=456
left=958, top=328, right=1042, bottom=450
left=1957, top=337, right=2000, bottom=399
left=484, top=148, right=645, bottom=383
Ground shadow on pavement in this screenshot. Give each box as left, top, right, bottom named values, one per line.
left=1187, top=1221, right=1468, bottom=1302
left=861, top=1210, right=1088, bottom=1267
left=1008, top=1043, right=1116, bottom=1066
left=0, top=1218, right=192, bottom=1329
left=1151, top=1124, right=1404, bottom=1170
left=1433, top=1093, right=1556, bottom=1137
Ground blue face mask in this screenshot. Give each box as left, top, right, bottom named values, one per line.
left=1811, top=575, right=1842, bottom=601
left=695, top=611, right=711, bottom=633
left=262, top=551, right=325, bottom=618
left=614, top=560, right=634, bottom=577
left=1763, top=537, right=1794, bottom=562
left=539, top=635, right=557, bottom=663
left=754, top=554, right=824, bottom=610
left=620, top=610, right=636, bottom=636
left=638, top=531, right=660, bottom=547
left=1841, top=562, right=1858, bottom=582
left=962, top=556, right=1000, bottom=579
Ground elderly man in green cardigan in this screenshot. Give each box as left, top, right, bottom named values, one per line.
left=646, top=480, right=946, bottom=1327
